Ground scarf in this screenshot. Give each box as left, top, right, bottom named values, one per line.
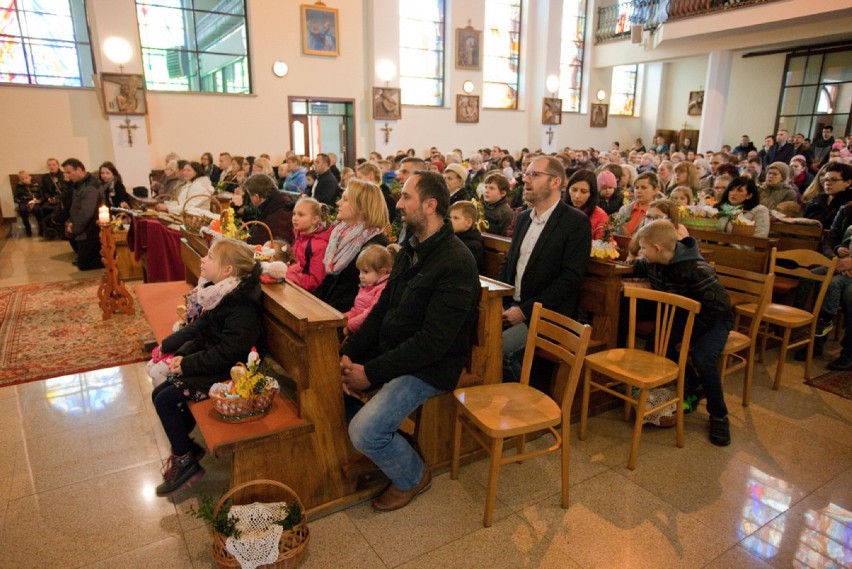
left=196, top=275, right=241, bottom=312
left=323, top=222, right=383, bottom=275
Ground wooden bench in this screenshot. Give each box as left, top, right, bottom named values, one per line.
left=687, top=227, right=778, bottom=273
left=769, top=220, right=824, bottom=252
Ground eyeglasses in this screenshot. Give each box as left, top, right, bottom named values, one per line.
left=522, top=170, right=555, bottom=180
left=824, top=177, right=844, bottom=184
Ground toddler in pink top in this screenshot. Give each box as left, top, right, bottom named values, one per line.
left=286, top=197, right=332, bottom=292
left=344, top=244, right=397, bottom=335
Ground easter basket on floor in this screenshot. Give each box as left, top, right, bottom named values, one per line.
left=210, top=479, right=310, bottom=569
left=182, top=194, right=222, bottom=234
left=208, top=349, right=280, bottom=423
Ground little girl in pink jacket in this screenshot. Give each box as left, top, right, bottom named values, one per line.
left=344, top=244, right=397, bottom=334
left=286, top=197, right=332, bottom=292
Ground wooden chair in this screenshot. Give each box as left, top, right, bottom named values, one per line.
left=450, top=303, right=592, bottom=527
left=715, top=266, right=775, bottom=406
left=579, top=286, right=700, bottom=470
left=737, top=249, right=837, bottom=389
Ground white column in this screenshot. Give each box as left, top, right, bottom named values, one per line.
left=699, top=50, right=733, bottom=152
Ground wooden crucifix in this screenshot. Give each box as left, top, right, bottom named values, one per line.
left=381, top=122, right=393, bottom=144
left=119, top=118, right=138, bottom=147
left=546, top=126, right=555, bottom=145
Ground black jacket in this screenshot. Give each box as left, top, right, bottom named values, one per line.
left=804, top=190, right=852, bottom=232
left=764, top=143, right=796, bottom=166
left=162, top=268, right=263, bottom=400
left=315, top=232, right=389, bottom=313
left=340, top=222, right=480, bottom=391
left=40, top=172, right=66, bottom=204
left=69, top=173, right=102, bottom=241
left=499, top=201, right=591, bottom=320
left=632, top=237, right=733, bottom=335
left=102, top=180, right=130, bottom=208
left=249, top=190, right=295, bottom=245
left=449, top=186, right=475, bottom=205
left=456, top=227, right=485, bottom=274
left=484, top=197, right=514, bottom=236
left=312, top=170, right=339, bottom=207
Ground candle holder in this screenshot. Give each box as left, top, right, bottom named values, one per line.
left=97, top=219, right=135, bottom=320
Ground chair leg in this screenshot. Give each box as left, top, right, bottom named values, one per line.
left=483, top=437, right=504, bottom=527
left=628, top=388, right=649, bottom=470
left=743, top=345, right=756, bottom=407
left=579, top=367, right=591, bottom=441
left=805, top=331, right=814, bottom=381
left=451, top=407, right=463, bottom=480
left=773, top=327, right=792, bottom=391
left=759, top=326, right=768, bottom=363
left=623, top=384, right=632, bottom=422
left=560, top=419, right=570, bottom=509
left=516, top=433, right=526, bottom=460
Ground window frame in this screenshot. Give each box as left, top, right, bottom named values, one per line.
left=0, top=0, right=97, bottom=88
left=134, top=0, right=252, bottom=95
left=558, top=0, right=587, bottom=113
left=398, top=0, right=445, bottom=108
left=610, top=63, right=639, bottom=117
left=482, top=0, right=522, bottom=110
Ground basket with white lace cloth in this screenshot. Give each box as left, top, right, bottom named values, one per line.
left=211, top=479, right=309, bottom=569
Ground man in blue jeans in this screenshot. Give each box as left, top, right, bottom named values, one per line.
left=340, top=171, right=480, bottom=512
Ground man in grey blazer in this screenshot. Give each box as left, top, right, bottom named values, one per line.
left=498, top=155, right=591, bottom=380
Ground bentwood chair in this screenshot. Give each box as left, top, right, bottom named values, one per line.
left=738, top=249, right=837, bottom=389
left=715, top=266, right=775, bottom=406
left=579, top=286, right=700, bottom=470
left=450, top=303, right=592, bottom=527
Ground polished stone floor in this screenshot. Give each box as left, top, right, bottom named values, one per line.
left=1, top=235, right=850, bottom=568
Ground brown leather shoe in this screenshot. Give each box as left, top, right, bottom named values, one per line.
left=371, top=468, right=432, bottom=512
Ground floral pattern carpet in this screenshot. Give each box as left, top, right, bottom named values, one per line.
left=0, top=278, right=153, bottom=386
left=805, top=370, right=852, bottom=401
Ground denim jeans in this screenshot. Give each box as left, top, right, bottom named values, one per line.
left=502, top=321, right=529, bottom=382
left=348, top=375, right=442, bottom=490
left=840, top=280, right=852, bottom=358
left=821, top=273, right=852, bottom=317
left=668, top=320, right=732, bottom=418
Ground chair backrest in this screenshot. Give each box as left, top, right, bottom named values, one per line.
left=519, top=302, right=592, bottom=414
left=624, top=286, right=701, bottom=372
left=770, top=248, right=838, bottom=317
left=715, top=265, right=775, bottom=340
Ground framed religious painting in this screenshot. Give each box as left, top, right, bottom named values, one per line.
left=101, top=73, right=147, bottom=116
left=373, top=87, right=401, bottom=120
left=542, top=97, right=562, bottom=125
left=456, top=26, right=482, bottom=71
left=590, top=103, right=608, bottom=128
left=456, top=94, right=479, bottom=123
left=687, top=90, right=704, bottom=116
left=301, top=3, right=340, bottom=56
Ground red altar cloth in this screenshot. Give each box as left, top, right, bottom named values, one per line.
left=127, top=217, right=186, bottom=282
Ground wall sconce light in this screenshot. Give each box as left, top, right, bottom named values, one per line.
left=376, top=59, right=395, bottom=84
left=272, top=61, right=289, bottom=77
left=462, top=80, right=475, bottom=94
left=596, top=89, right=607, bottom=102
left=545, top=74, right=559, bottom=96
left=103, top=36, right=132, bottom=71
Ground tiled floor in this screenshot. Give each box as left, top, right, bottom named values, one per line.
left=1, top=235, right=850, bottom=568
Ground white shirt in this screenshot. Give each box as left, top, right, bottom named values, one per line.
left=513, top=200, right=559, bottom=302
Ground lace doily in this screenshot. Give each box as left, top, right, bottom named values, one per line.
left=635, top=387, right=677, bottom=426
left=225, top=501, right=290, bottom=569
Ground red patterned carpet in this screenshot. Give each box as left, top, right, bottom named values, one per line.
left=0, top=278, right=153, bottom=387
left=806, top=370, right=852, bottom=402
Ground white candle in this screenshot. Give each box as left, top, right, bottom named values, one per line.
left=98, top=205, right=110, bottom=224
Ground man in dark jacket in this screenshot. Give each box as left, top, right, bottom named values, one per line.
left=763, top=129, right=796, bottom=167
left=311, top=153, right=339, bottom=207
left=243, top=174, right=295, bottom=244
left=340, top=170, right=480, bottom=512
left=63, top=158, right=103, bottom=270
left=499, top=155, right=591, bottom=381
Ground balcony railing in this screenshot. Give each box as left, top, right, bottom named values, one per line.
left=596, top=0, right=782, bottom=44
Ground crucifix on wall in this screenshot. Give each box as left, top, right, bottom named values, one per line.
left=381, top=122, right=393, bottom=144
left=546, top=127, right=554, bottom=145
left=119, top=118, right=138, bottom=147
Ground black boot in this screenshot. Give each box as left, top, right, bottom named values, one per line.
left=156, top=452, right=204, bottom=497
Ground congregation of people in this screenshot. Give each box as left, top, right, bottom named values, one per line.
left=16, top=126, right=852, bottom=505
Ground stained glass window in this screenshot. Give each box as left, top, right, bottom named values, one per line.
left=135, top=0, right=250, bottom=94
left=610, top=64, right=638, bottom=116
left=399, top=0, right=444, bottom=107
left=558, top=0, right=585, bottom=113
left=482, top=0, right=520, bottom=109
left=0, top=0, right=95, bottom=87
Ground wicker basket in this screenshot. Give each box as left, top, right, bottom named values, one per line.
left=239, top=220, right=274, bottom=244
left=182, top=194, right=222, bottom=234
left=730, top=223, right=756, bottom=237
left=211, top=388, right=279, bottom=423
left=212, top=479, right=309, bottom=569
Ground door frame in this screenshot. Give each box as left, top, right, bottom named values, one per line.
left=287, top=96, right=357, bottom=168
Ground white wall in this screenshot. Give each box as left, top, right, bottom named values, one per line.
left=723, top=51, right=786, bottom=147
left=659, top=56, right=707, bottom=134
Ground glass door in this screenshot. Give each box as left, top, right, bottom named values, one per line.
left=288, top=97, right=356, bottom=167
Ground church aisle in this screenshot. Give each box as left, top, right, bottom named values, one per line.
left=0, top=236, right=849, bottom=568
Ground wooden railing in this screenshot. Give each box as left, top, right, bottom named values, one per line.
left=596, top=0, right=781, bottom=43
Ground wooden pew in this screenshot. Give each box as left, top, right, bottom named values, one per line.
left=769, top=220, right=824, bottom=252
left=180, top=231, right=516, bottom=514
left=686, top=227, right=778, bottom=273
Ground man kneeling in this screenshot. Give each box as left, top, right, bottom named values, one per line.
left=339, top=170, right=480, bottom=511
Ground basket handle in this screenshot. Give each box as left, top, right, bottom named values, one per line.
left=239, top=220, right=274, bottom=244
left=213, top=479, right=306, bottom=522
left=182, top=194, right=221, bottom=215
